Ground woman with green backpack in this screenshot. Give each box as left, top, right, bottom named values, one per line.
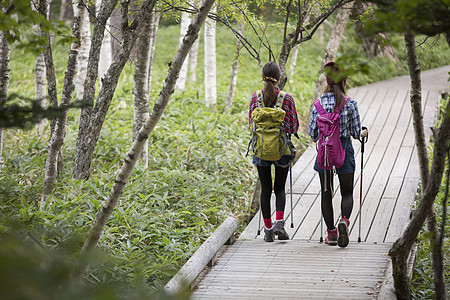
left=248, top=61, right=299, bottom=242
left=308, top=62, right=367, bottom=247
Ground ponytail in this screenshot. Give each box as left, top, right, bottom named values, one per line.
left=331, top=80, right=346, bottom=112
left=261, top=62, right=281, bottom=107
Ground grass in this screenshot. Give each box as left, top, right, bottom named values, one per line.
left=1, top=17, right=449, bottom=298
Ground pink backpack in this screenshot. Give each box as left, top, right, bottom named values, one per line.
left=314, top=98, right=347, bottom=170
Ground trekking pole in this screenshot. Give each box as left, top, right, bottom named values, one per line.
left=290, top=163, right=294, bottom=228
left=358, top=126, right=368, bottom=243
left=257, top=205, right=262, bottom=235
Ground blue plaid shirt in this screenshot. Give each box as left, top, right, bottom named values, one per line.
left=308, top=93, right=361, bottom=142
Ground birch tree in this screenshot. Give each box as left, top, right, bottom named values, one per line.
left=96, top=0, right=112, bottom=82
left=41, top=0, right=85, bottom=206
left=188, top=31, right=200, bottom=83
left=132, top=13, right=159, bottom=168
left=0, top=28, right=10, bottom=171
left=74, top=1, right=91, bottom=101
left=34, top=1, right=50, bottom=133
left=204, top=6, right=217, bottom=107
left=76, top=0, right=216, bottom=275
left=311, top=2, right=354, bottom=103
left=73, top=0, right=157, bottom=180
left=225, top=21, right=244, bottom=113
left=175, top=11, right=191, bottom=90
left=147, top=13, right=160, bottom=90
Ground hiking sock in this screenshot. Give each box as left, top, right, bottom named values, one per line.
left=276, top=211, right=284, bottom=221
left=263, top=218, right=273, bottom=229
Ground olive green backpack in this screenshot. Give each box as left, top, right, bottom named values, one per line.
left=247, top=90, right=292, bottom=161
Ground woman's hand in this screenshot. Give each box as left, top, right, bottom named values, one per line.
left=361, top=128, right=368, bottom=138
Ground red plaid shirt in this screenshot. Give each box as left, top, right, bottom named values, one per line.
left=248, top=87, right=299, bottom=134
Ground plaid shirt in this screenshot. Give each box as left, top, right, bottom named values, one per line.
left=308, top=92, right=361, bottom=142
left=248, top=87, right=299, bottom=134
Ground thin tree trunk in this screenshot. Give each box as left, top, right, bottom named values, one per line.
left=147, top=12, right=160, bottom=91
left=204, top=6, right=217, bottom=107
left=34, top=1, right=50, bottom=133
left=73, top=0, right=119, bottom=180
left=132, top=17, right=153, bottom=168
left=73, top=0, right=157, bottom=180
left=389, top=32, right=448, bottom=300
left=96, top=0, right=112, bottom=82
left=41, top=0, right=84, bottom=206
left=74, top=1, right=91, bottom=101
left=0, top=28, right=10, bottom=171
left=176, top=11, right=191, bottom=90
left=288, top=44, right=299, bottom=79
left=225, top=21, right=243, bottom=113
left=76, top=0, right=216, bottom=276
left=188, top=34, right=200, bottom=83
left=311, top=3, right=354, bottom=102
left=59, top=0, right=73, bottom=22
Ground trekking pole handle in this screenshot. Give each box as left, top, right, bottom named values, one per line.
left=360, top=126, right=368, bottom=153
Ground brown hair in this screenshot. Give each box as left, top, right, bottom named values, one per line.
left=262, top=62, right=281, bottom=107
left=324, top=62, right=347, bottom=112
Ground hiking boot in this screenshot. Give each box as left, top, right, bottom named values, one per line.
left=264, top=227, right=275, bottom=242
left=325, top=228, right=338, bottom=246
left=273, top=220, right=289, bottom=240
left=338, top=217, right=350, bottom=248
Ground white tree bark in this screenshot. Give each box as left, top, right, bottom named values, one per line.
left=73, top=0, right=157, bottom=180
left=73, top=0, right=119, bottom=180
left=188, top=32, right=200, bottom=83
left=147, top=12, right=160, bottom=91
left=74, top=1, right=91, bottom=101
left=175, top=11, right=191, bottom=90
left=41, top=0, right=84, bottom=207
left=132, top=17, right=154, bottom=168
left=34, top=1, right=51, bottom=133
left=0, top=29, right=11, bottom=171
left=288, top=44, right=299, bottom=79
left=96, top=0, right=112, bottom=82
left=312, top=3, right=354, bottom=103
left=204, top=6, right=217, bottom=107
left=77, top=0, right=216, bottom=269
left=225, top=21, right=244, bottom=113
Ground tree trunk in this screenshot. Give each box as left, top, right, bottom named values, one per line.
left=96, top=0, right=112, bottom=82
left=34, top=0, right=50, bottom=133
left=288, top=44, right=299, bottom=79
left=58, top=0, right=73, bottom=22
left=41, top=0, right=84, bottom=206
left=73, top=0, right=157, bottom=180
left=76, top=0, right=216, bottom=276
left=73, top=0, right=119, bottom=180
left=132, top=17, right=154, bottom=168
left=204, top=6, right=217, bottom=107
left=225, top=21, right=244, bottom=113
left=0, top=28, right=11, bottom=171
left=74, top=1, right=91, bottom=101
left=351, top=0, right=398, bottom=62
left=188, top=33, right=200, bottom=83
left=147, top=12, right=160, bottom=91
left=175, top=11, right=191, bottom=90
left=389, top=32, right=449, bottom=300
left=311, top=3, right=354, bottom=102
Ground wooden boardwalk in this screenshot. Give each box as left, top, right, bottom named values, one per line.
left=191, top=66, right=449, bottom=299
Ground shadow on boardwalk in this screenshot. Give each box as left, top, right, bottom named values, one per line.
left=191, top=65, right=450, bottom=299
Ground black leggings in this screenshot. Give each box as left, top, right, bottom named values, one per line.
left=257, top=166, right=289, bottom=219
left=319, top=171, right=354, bottom=230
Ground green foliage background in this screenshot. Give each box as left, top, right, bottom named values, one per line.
left=1, top=17, right=449, bottom=298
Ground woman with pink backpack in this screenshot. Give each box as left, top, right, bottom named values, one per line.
left=308, top=62, right=367, bottom=247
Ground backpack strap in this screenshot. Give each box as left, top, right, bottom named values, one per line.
left=314, top=99, right=327, bottom=115
left=256, top=90, right=263, bottom=107
left=276, top=91, right=286, bottom=108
